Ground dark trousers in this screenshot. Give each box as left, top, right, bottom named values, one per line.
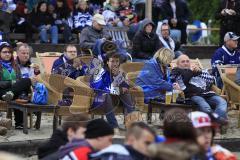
left=0, top=78, right=32, bottom=126
left=135, top=3, right=145, bottom=21
left=99, top=94, right=134, bottom=128
left=14, top=21, right=38, bottom=43
left=170, top=22, right=187, bottom=44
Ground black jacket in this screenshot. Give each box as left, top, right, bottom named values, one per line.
left=132, top=19, right=160, bottom=59
left=171, top=68, right=206, bottom=98
left=37, top=129, right=68, bottom=159
left=215, top=0, right=240, bottom=32
left=161, top=0, right=190, bottom=25
left=31, top=11, right=55, bottom=27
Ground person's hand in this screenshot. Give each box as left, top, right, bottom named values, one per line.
left=73, top=58, right=81, bottom=69
left=46, top=24, right=51, bottom=29
left=173, top=83, right=181, bottom=90
left=122, top=87, right=129, bottom=94
left=171, top=18, right=177, bottom=27
left=123, top=18, right=130, bottom=26
left=191, top=64, right=201, bottom=72
left=31, top=63, right=40, bottom=73
left=30, top=76, right=38, bottom=85
left=221, top=9, right=227, bottom=16
left=228, top=9, right=236, bottom=15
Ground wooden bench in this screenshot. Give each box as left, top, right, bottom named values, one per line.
left=8, top=101, right=59, bottom=134
left=8, top=33, right=78, bottom=42
left=148, top=100, right=197, bottom=124
left=104, top=27, right=132, bottom=49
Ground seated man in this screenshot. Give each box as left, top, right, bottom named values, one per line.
left=136, top=48, right=177, bottom=103
left=79, top=14, right=110, bottom=51
left=172, top=54, right=228, bottom=123
left=51, top=44, right=87, bottom=79
left=90, top=53, right=134, bottom=129
left=158, top=23, right=182, bottom=58
left=14, top=43, right=40, bottom=129
left=211, top=32, right=240, bottom=88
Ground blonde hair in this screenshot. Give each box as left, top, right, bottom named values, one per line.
left=153, top=48, right=174, bottom=65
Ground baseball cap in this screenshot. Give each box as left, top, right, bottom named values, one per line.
left=188, top=111, right=214, bottom=128
left=224, top=32, right=240, bottom=42
left=92, top=14, right=106, bottom=26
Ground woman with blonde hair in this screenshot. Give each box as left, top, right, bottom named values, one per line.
left=136, top=48, right=178, bottom=103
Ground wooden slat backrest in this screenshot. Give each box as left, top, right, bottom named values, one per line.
left=105, top=27, right=131, bottom=48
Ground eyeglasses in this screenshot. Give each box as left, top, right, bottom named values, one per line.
left=67, top=50, right=77, bottom=53
left=1, top=51, right=12, bottom=54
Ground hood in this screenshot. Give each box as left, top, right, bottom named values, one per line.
left=91, top=144, right=130, bottom=157
left=58, top=139, right=91, bottom=158
left=148, top=141, right=201, bottom=160
left=140, top=18, right=155, bottom=32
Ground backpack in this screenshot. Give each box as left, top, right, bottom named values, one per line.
left=31, top=83, right=48, bottom=105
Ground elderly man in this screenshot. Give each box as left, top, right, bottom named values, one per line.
left=211, top=32, right=240, bottom=88
left=172, top=54, right=228, bottom=124
left=14, top=43, right=40, bottom=129
left=79, top=14, right=110, bottom=51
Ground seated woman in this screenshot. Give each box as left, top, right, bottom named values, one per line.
left=132, top=19, right=160, bottom=61
left=0, top=42, right=32, bottom=129
left=136, top=48, right=177, bottom=103
left=90, top=53, right=134, bottom=129
left=30, top=1, right=58, bottom=44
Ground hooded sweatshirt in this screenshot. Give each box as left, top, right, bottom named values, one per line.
left=58, top=139, right=93, bottom=160
left=132, top=19, right=160, bottom=59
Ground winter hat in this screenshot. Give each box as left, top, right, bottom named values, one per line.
left=0, top=42, right=11, bottom=52
left=188, top=111, right=214, bottom=128
left=85, top=119, right=114, bottom=139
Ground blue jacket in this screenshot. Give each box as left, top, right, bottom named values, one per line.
left=211, top=45, right=240, bottom=76
left=136, top=58, right=173, bottom=103
left=90, top=66, right=129, bottom=107
left=51, top=54, right=87, bottom=79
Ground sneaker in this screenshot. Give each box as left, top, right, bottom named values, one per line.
left=2, top=91, right=14, bottom=101
left=15, top=125, right=23, bottom=130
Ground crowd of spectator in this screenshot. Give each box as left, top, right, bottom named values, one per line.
left=0, top=0, right=192, bottom=45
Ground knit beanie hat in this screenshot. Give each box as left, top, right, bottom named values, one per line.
left=85, top=119, right=114, bottom=139
left=0, top=42, right=11, bottom=52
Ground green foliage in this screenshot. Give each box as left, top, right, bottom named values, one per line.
left=188, top=0, right=220, bottom=25
left=187, top=0, right=221, bottom=44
